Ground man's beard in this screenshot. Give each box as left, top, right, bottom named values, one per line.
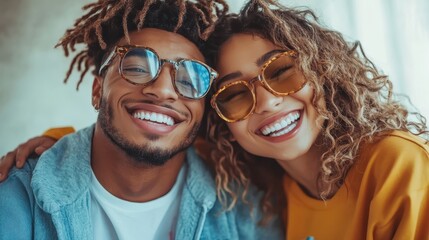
left=97, top=98, right=200, bottom=166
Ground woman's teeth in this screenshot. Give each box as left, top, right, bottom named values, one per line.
left=133, top=111, right=175, bottom=126
left=261, top=112, right=300, bottom=136
left=270, top=121, right=298, bottom=137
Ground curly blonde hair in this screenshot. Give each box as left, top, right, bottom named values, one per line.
left=203, top=0, right=428, bottom=221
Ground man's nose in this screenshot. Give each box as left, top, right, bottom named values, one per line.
left=141, top=64, right=179, bottom=101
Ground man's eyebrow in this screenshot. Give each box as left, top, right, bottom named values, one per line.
left=256, top=49, right=285, bottom=66
left=215, top=71, right=243, bottom=88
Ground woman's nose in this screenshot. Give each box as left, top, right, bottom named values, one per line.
left=253, top=84, right=283, bottom=115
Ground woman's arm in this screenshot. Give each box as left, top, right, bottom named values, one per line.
left=0, top=127, right=74, bottom=182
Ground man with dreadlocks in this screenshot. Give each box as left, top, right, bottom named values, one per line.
left=0, top=0, right=282, bottom=239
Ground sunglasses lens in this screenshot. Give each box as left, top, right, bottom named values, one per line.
left=121, top=48, right=160, bottom=84
left=176, top=60, right=212, bottom=99
left=263, top=54, right=304, bottom=94
left=214, top=83, right=254, bottom=121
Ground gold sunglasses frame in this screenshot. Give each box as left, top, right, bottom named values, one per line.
left=99, top=45, right=218, bottom=100
left=211, top=50, right=306, bottom=122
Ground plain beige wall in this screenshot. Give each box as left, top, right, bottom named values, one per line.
left=1, top=0, right=428, bottom=156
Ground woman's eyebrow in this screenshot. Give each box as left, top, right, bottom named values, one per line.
left=215, top=71, right=243, bottom=88
left=256, top=49, right=285, bottom=66
left=215, top=49, right=285, bottom=88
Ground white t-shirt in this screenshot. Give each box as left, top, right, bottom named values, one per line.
left=90, top=166, right=186, bottom=240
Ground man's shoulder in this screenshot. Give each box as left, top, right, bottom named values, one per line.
left=0, top=159, right=38, bottom=228
left=0, top=158, right=38, bottom=209
left=205, top=184, right=282, bottom=239
left=184, top=146, right=216, bottom=188
left=0, top=158, right=38, bottom=190
left=46, top=125, right=94, bottom=156
left=230, top=186, right=283, bottom=239
left=0, top=158, right=58, bottom=239
left=181, top=148, right=282, bottom=239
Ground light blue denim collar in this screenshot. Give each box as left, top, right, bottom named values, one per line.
left=31, top=124, right=216, bottom=214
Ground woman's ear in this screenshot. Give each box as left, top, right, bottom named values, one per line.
left=228, top=135, right=236, bottom=142
left=227, top=129, right=236, bottom=142
left=92, top=76, right=102, bottom=110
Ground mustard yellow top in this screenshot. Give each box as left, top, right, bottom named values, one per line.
left=283, top=131, right=429, bottom=240
left=42, top=127, right=75, bottom=140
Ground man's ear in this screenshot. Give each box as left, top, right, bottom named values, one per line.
left=92, top=76, right=102, bottom=110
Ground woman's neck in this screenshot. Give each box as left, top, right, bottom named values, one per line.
left=276, top=143, right=324, bottom=199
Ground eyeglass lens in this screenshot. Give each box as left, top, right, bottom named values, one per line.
left=121, top=48, right=212, bottom=99
left=214, top=53, right=302, bottom=121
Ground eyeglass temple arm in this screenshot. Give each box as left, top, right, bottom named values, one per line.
left=211, top=70, right=218, bottom=79
left=98, top=49, right=118, bottom=75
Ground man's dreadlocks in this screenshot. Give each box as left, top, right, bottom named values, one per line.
left=56, top=0, right=228, bottom=90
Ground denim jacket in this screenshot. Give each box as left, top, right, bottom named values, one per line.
left=0, top=125, right=283, bottom=240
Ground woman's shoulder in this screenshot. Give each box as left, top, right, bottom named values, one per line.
left=361, top=130, right=428, bottom=158
left=376, top=130, right=427, bottom=148
left=356, top=130, right=429, bottom=186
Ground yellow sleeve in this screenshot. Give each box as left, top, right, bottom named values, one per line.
left=366, top=132, right=429, bottom=239
left=281, top=131, right=429, bottom=240
left=42, top=127, right=75, bottom=141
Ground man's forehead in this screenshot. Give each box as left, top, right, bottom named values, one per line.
left=117, top=28, right=205, bottom=62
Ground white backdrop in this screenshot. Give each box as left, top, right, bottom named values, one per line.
left=1, top=0, right=428, bottom=155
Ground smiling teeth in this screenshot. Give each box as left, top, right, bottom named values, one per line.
left=133, top=111, right=174, bottom=126
left=261, top=112, right=300, bottom=136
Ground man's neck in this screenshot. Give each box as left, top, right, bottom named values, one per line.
left=90, top=124, right=186, bottom=202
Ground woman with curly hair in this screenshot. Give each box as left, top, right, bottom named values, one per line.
left=204, top=0, right=429, bottom=239
left=1, top=0, right=429, bottom=239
